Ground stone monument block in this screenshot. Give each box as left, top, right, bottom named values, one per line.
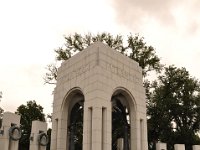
left=174, top=144, right=185, bottom=150
left=117, top=138, right=123, bottom=150
left=30, top=120, right=48, bottom=150
left=156, top=142, right=167, bottom=150
left=193, top=145, right=200, bottom=150
left=0, top=112, right=21, bottom=150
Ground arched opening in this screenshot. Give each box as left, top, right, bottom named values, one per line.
left=65, top=90, right=84, bottom=150
left=112, top=89, right=135, bottom=150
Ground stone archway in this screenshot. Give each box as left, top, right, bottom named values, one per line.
left=111, top=88, right=136, bottom=150
left=67, top=94, right=84, bottom=150
left=61, top=88, right=84, bottom=150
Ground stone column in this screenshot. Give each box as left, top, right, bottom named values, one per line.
left=30, top=120, right=48, bottom=150
left=83, top=103, right=112, bottom=150
left=91, top=107, right=102, bottom=150
left=156, top=142, right=167, bottom=150
left=0, top=112, right=21, bottom=150
left=102, top=106, right=112, bottom=150
left=83, top=106, right=92, bottom=150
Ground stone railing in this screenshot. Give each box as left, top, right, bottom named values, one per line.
left=156, top=142, right=200, bottom=150
left=1, top=111, right=200, bottom=150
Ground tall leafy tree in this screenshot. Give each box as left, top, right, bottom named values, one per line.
left=147, top=66, right=200, bottom=150
left=16, top=100, right=45, bottom=150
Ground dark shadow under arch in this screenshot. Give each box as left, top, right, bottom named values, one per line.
left=62, top=88, right=84, bottom=150
left=111, top=88, right=136, bottom=150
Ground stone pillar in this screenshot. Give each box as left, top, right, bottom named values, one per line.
left=174, top=144, right=185, bottom=150
left=83, top=103, right=112, bottom=150
left=83, top=106, right=92, bottom=150
left=103, top=106, right=112, bottom=150
left=193, top=145, right=200, bottom=150
left=156, top=142, right=167, bottom=150
left=0, top=112, right=21, bottom=150
left=30, top=120, right=48, bottom=150
left=91, top=107, right=102, bottom=150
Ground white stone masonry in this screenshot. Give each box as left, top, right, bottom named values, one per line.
left=30, top=120, right=48, bottom=150
left=0, top=112, right=21, bottom=150
left=156, top=142, right=167, bottom=150
left=174, top=144, right=185, bottom=150
left=193, top=145, right=200, bottom=150
left=51, top=42, right=148, bottom=150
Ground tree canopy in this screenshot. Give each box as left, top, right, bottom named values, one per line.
left=16, top=100, right=45, bottom=150
left=147, top=66, right=200, bottom=150
left=44, top=32, right=162, bottom=84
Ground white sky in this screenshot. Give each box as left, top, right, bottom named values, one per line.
left=0, top=0, right=200, bottom=117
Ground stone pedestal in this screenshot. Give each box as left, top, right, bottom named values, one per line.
left=30, top=121, right=48, bottom=150
left=117, top=138, right=123, bottom=150
left=0, top=112, right=21, bottom=150
left=174, top=144, right=185, bottom=150
left=156, top=142, right=167, bottom=150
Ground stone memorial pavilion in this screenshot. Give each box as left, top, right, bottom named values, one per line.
left=50, top=42, right=148, bottom=150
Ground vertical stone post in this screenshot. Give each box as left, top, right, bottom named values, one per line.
left=91, top=107, right=102, bottom=150
left=30, top=120, right=48, bottom=150
left=156, top=142, right=167, bottom=150
left=103, top=106, right=112, bottom=150
left=193, top=145, right=200, bottom=150
left=83, top=106, right=91, bottom=150
left=83, top=101, right=112, bottom=150
left=174, top=144, right=185, bottom=150
left=0, top=112, right=21, bottom=150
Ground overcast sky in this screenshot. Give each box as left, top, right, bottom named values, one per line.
left=0, top=0, right=199, bottom=116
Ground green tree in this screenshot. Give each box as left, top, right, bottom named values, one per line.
left=147, top=66, right=200, bottom=150
left=16, top=100, right=45, bottom=150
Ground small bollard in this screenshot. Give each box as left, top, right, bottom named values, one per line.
left=156, top=142, right=167, bottom=150
left=193, top=145, right=200, bottom=150
left=174, top=144, right=185, bottom=150
left=117, top=138, right=123, bottom=150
